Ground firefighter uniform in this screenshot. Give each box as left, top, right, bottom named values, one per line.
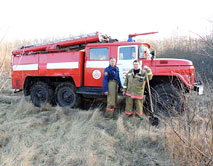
left=123, top=67, right=153, bottom=119
left=103, top=65, right=122, bottom=118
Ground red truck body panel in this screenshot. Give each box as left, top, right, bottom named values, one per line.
left=153, top=58, right=195, bottom=88
left=12, top=54, right=39, bottom=89
left=12, top=51, right=84, bottom=89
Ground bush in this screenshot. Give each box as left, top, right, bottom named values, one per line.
left=164, top=88, right=213, bottom=165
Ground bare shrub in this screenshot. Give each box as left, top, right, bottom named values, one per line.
left=156, top=31, right=213, bottom=165
left=163, top=87, right=213, bottom=165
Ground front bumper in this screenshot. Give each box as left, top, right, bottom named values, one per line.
left=194, top=82, right=204, bottom=95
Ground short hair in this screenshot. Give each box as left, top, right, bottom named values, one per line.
left=109, top=57, right=116, bottom=61
left=133, top=60, right=140, bottom=64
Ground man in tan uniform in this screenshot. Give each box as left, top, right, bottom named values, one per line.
left=123, top=60, right=153, bottom=119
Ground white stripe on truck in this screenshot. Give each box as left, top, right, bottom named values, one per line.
left=47, top=62, right=79, bottom=69
left=86, top=61, right=109, bottom=68
left=13, top=64, right=38, bottom=71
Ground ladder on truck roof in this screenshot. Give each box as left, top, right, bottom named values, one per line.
left=12, top=32, right=109, bottom=56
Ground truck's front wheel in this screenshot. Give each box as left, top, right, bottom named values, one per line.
left=152, top=83, right=184, bottom=117
left=55, top=83, right=79, bottom=107
left=30, top=82, right=52, bottom=107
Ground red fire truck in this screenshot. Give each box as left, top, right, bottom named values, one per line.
left=11, top=32, right=203, bottom=115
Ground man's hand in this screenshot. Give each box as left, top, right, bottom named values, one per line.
left=123, top=92, right=126, bottom=96
left=104, top=92, right=108, bottom=95
left=144, top=65, right=148, bottom=69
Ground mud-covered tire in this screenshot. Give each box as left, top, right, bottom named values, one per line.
left=30, top=82, right=51, bottom=107
left=151, top=83, right=184, bottom=117
left=55, top=83, right=80, bottom=108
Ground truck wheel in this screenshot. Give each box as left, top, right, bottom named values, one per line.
left=151, top=83, right=184, bottom=117
left=55, top=83, right=79, bottom=107
left=30, top=82, right=51, bottom=107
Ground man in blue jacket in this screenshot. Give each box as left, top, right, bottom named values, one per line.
left=103, top=57, right=122, bottom=118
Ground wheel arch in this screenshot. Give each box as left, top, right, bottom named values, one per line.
left=23, top=76, right=76, bottom=96
left=149, top=76, right=187, bottom=91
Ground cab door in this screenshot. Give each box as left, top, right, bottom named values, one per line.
left=139, top=45, right=155, bottom=73
left=116, top=45, right=138, bottom=86
left=84, top=47, right=109, bottom=87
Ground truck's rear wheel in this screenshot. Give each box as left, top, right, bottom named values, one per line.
left=55, top=83, right=79, bottom=107
left=30, top=82, right=52, bottom=107
left=151, top=83, right=184, bottom=117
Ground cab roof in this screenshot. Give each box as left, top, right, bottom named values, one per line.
left=87, top=42, right=151, bottom=48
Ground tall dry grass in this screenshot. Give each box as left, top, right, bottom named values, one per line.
left=163, top=88, right=213, bottom=165
left=0, top=97, right=172, bottom=166
left=157, top=32, right=213, bottom=165
left=0, top=41, right=12, bottom=91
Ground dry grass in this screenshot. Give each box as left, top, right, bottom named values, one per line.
left=0, top=40, right=24, bottom=75
left=162, top=88, right=213, bottom=166
left=0, top=96, right=172, bottom=166
left=0, top=86, right=211, bottom=166
left=155, top=32, right=213, bottom=165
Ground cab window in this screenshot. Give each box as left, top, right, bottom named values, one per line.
left=89, top=48, right=108, bottom=60
left=139, top=46, right=145, bottom=58
left=119, top=46, right=136, bottom=60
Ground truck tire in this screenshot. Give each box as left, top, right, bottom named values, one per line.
left=30, top=82, right=52, bottom=107
left=55, top=83, right=79, bottom=108
left=151, top=83, right=184, bottom=117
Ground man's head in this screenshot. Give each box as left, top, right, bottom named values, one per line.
left=109, top=57, right=116, bottom=67
left=133, top=60, right=140, bottom=70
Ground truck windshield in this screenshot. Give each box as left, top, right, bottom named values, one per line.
left=119, top=46, right=136, bottom=60
left=139, top=46, right=144, bottom=58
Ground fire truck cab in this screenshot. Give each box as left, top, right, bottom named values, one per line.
left=83, top=42, right=151, bottom=87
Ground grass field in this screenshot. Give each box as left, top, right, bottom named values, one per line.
left=0, top=89, right=172, bottom=166
left=0, top=35, right=212, bottom=165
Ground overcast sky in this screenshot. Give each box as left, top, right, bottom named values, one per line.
left=0, top=0, right=213, bottom=41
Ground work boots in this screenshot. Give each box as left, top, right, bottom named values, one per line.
left=136, top=114, right=143, bottom=120
left=136, top=112, right=143, bottom=120
left=113, top=108, right=120, bottom=119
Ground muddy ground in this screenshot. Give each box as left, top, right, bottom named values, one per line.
left=0, top=84, right=174, bottom=166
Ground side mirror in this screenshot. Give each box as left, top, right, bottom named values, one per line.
left=150, top=50, right=156, bottom=59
